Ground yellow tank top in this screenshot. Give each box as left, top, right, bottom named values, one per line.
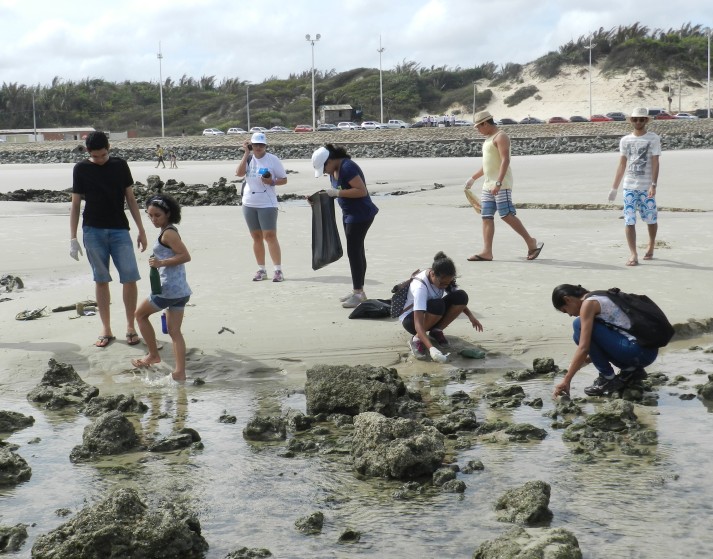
left=482, top=131, right=513, bottom=190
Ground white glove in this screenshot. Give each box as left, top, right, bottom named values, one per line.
left=70, top=238, right=83, bottom=260
left=429, top=346, right=448, bottom=363
left=326, top=188, right=339, bottom=198
left=465, top=178, right=475, bottom=189
left=607, top=188, right=618, bottom=203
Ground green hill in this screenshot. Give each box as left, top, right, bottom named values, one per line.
left=0, top=23, right=709, bottom=135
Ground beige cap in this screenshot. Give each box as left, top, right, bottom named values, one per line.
left=474, top=110, right=494, bottom=125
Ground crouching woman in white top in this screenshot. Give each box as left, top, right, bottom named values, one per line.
left=400, top=252, right=483, bottom=362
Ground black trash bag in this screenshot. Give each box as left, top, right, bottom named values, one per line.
left=308, top=191, right=343, bottom=270
left=348, top=299, right=392, bottom=319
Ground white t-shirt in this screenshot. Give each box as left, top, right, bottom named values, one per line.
left=242, top=153, right=287, bottom=208
left=619, top=131, right=661, bottom=191
left=398, top=269, right=444, bottom=322
left=588, top=295, right=635, bottom=341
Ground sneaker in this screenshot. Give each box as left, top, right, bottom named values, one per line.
left=429, top=329, right=449, bottom=347
left=620, top=368, right=648, bottom=384
left=272, top=270, right=284, bottom=283
left=252, top=269, right=268, bottom=281
left=408, top=338, right=428, bottom=360
left=341, top=292, right=366, bottom=308
left=583, top=375, right=625, bottom=397
left=339, top=292, right=355, bottom=302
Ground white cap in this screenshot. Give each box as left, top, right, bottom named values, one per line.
left=250, top=132, right=267, bottom=144
left=311, top=146, right=329, bottom=178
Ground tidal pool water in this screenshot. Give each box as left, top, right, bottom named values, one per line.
left=2, top=342, right=713, bottom=559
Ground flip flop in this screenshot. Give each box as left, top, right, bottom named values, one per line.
left=126, top=332, right=140, bottom=345
left=527, top=242, right=544, bottom=261
left=643, top=252, right=654, bottom=260
left=626, top=258, right=639, bottom=266
left=467, top=254, right=493, bottom=262
left=95, top=335, right=115, bottom=348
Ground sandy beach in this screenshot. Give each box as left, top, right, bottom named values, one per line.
left=1, top=150, right=713, bottom=387
left=3, top=149, right=713, bottom=558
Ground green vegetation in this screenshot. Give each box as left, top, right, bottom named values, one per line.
left=0, top=24, right=709, bottom=135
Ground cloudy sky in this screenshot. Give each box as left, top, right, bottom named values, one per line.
left=1, top=0, right=711, bottom=87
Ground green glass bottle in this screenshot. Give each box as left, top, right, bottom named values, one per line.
left=149, top=256, right=162, bottom=295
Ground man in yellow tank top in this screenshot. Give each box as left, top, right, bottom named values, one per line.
left=465, top=110, right=543, bottom=262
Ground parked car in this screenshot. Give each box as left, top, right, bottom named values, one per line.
left=317, top=123, right=339, bottom=131
left=453, top=120, right=471, bottom=126
left=654, top=112, right=675, bottom=120
left=268, top=126, right=291, bottom=132
left=590, top=114, right=613, bottom=122
left=694, top=109, right=711, bottom=118
left=606, top=112, right=627, bottom=121
left=226, top=127, right=247, bottom=134
left=249, top=126, right=268, bottom=133
left=674, top=112, right=698, bottom=120
left=361, top=121, right=383, bottom=130
left=519, top=117, right=543, bottom=124
left=337, top=121, right=359, bottom=130
left=385, top=119, right=409, bottom=129
left=547, top=116, right=568, bottom=124
left=410, top=121, right=428, bottom=128
left=569, top=116, right=589, bottom=122
left=294, top=124, right=313, bottom=132
left=496, top=118, right=518, bottom=125
left=202, top=128, right=225, bottom=135
left=647, top=108, right=665, bottom=117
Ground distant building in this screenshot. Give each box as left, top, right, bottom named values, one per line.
left=0, top=127, right=96, bottom=143
left=319, top=105, right=354, bottom=125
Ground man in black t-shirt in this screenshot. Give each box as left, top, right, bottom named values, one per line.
left=69, top=131, right=148, bottom=348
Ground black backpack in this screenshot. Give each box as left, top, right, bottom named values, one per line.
left=587, top=288, right=674, bottom=348
left=389, top=270, right=423, bottom=319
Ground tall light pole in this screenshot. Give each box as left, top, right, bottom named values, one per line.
left=157, top=42, right=165, bottom=138
left=246, top=81, right=251, bottom=131
left=585, top=36, right=595, bottom=118
left=305, top=34, right=321, bottom=130
left=32, top=91, right=37, bottom=142
left=472, top=82, right=476, bottom=122
left=707, top=27, right=711, bottom=119
left=377, top=35, right=385, bottom=124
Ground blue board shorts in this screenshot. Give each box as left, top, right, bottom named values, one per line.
left=623, top=189, right=657, bottom=225
left=83, top=226, right=140, bottom=283
left=480, top=189, right=517, bottom=219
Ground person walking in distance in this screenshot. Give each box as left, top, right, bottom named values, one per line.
left=69, top=131, right=147, bottom=347
left=465, top=111, right=543, bottom=262
left=155, top=144, right=166, bottom=168
left=608, top=107, right=660, bottom=266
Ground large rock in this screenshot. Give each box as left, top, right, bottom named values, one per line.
left=81, top=394, right=149, bottom=417
left=351, top=412, right=445, bottom=480
left=473, top=526, right=582, bottom=559
left=0, top=447, right=31, bottom=486
left=31, top=487, right=208, bottom=559
left=242, top=416, right=286, bottom=442
left=0, top=523, right=28, bottom=552
left=0, top=410, right=35, bottom=433
left=69, top=410, right=140, bottom=462
left=305, top=365, right=406, bottom=417
left=27, top=359, right=99, bottom=410
left=494, top=480, right=553, bottom=525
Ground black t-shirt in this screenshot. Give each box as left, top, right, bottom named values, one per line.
left=72, top=157, right=134, bottom=229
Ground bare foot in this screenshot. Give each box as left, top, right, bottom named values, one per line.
left=626, top=257, right=639, bottom=266
left=131, top=355, right=161, bottom=368
left=172, top=371, right=186, bottom=382
left=643, top=251, right=654, bottom=260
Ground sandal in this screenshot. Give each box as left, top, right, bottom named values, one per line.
left=126, top=332, right=140, bottom=345
left=95, top=335, right=115, bottom=348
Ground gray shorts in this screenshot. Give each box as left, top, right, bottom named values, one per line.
left=243, top=206, right=278, bottom=231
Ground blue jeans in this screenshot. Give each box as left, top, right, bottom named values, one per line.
left=573, top=317, right=658, bottom=377
left=83, top=226, right=140, bottom=283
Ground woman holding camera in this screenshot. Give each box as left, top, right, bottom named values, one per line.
left=236, top=132, right=288, bottom=282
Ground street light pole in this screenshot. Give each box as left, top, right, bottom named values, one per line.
left=377, top=35, right=385, bottom=124
left=306, top=34, right=321, bottom=130
left=707, top=28, right=711, bottom=119
left=32, top=91, right=37, bottom=142
left=246, top=82, right=251, bottom=131
left=157, top=42, right=165, bottom=138
left=585, top=36, right=595, bottom=118
left=472, top=82, right=476, bottom=122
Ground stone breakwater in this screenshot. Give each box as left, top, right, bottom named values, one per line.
left=1, top=120, right=712, bottom=164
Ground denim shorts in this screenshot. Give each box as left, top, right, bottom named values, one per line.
left=623, top=189, right=657, bottom=226
left=148, top=294, right=191, bottom=311
left=480, top=189, right=517, bottom=219
left=243, top=206, right=278, bottom=231
left=83, top=226, right=140, bottom=283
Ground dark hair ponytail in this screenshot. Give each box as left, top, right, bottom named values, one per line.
left=324, top=143, right=351, bottom=160
left=146, top=194, right=182, bottom=224
left=551, top=284, right=588, bottom=309
left=432, top=251, right=456, bottom=278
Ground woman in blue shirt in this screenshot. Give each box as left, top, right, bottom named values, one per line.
left=312, top=144, right=379, bottom=308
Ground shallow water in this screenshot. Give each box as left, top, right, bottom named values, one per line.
left=2, top=342, right=713, bottom=558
